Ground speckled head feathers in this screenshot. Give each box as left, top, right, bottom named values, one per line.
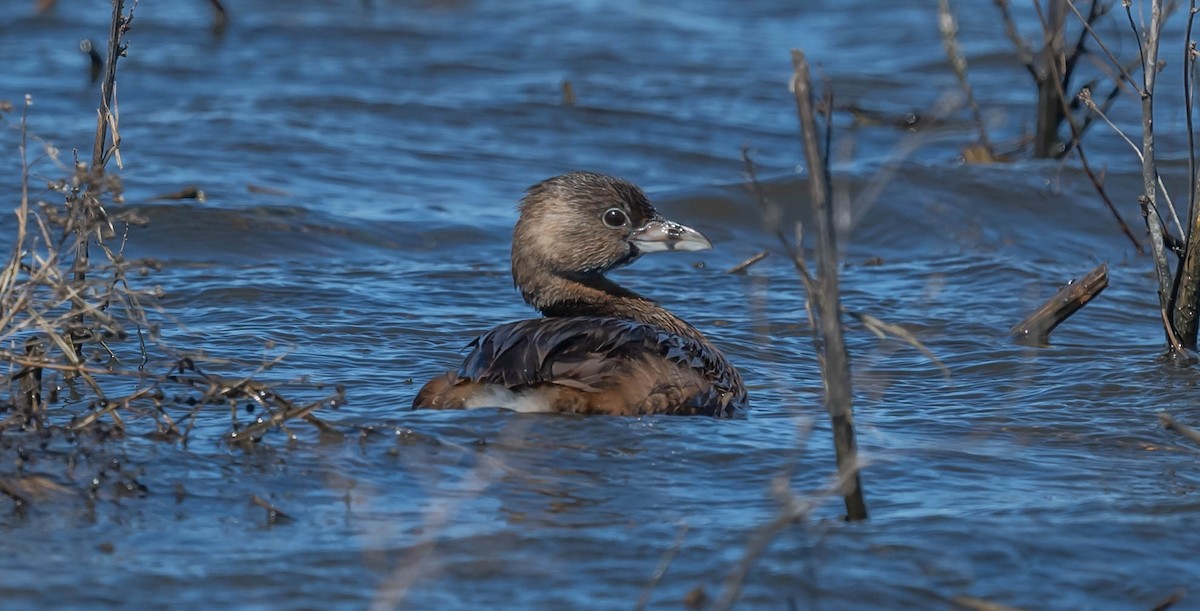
left=512, top=172, right=657, bottom=279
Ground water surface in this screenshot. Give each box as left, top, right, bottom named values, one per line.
left=0, top=1, right=1197, bottom=609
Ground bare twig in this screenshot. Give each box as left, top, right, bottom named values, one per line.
left=66, top=0, right=133, bottom=363
left=1159, top=411, right=1200, bottom=446
left=1022, top=4, right=1141, bottom=253
left=740, top=153, right=946, bottom=380
left=939, top=0, right=994, bottom=155
left=1071, top=63, right=1137, bottom=148
left=1151, top=589, right=1186, bottom=610
left=1065, top=0, right=1143, bottom=91
left=250, top=494, right=294, bottom=525
left=0, top=3, right=332, bottom=447
left=635, top=523, right=690, bottom=611
left=209, top=0, right=228, bottom=36
left=791, top=49, right=867, bottom=521
left=1010, top=263, right=1109, bottom=344
left=725, top=251, right=769, bottom=275
left=1063, top=1, right=1107, bottom=86
left=711, top=481, right=812, bottom=611
left=951, top=596, right=1026, bottom=611
left=848, top=310, right=951, bottom=379
left=82, top=0, right=131, bottom=280
left=740, top=147, right=818, bottom=293
left=1070, top=136, right=1146, bottom=253
left=13, top=336, right=45, bottom=428
left=1186, top=3, right=1199, bottom=226
left=712, top=461, right=858, bottom=611
left=1172, top=1, right=1200, bottom=347
left=1030, top=0, right=1069, bottom=157
left=1078, top=89, right=1183, bottom=238
left=1120, top=0, right=1191, bottom=351
left=994, top=0, right=1038, bottom=75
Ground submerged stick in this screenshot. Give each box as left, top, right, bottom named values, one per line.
left=209, top=0, right=228, bottom=36
left=14, top=336, right=45, bottom=428
left=952, top=596, right=1025, bottom=611
left=1009, top=263, right=1108, bottom=344
left=1159, top=412, right=1200, bottom=447
left=1151, top=590, right=1186, bottom=611
left=725, top=250, right=769, bottom=274
left=79, top=39, right=102, bottom=85
left=250, top=494, right=294, bottom=525
left=790, top=49, right=867, bottom=521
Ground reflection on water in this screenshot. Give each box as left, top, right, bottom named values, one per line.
left=0, top=0, right=1198, bottom=608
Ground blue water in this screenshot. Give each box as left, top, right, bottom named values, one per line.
left=1, top=0, right=1198, bottom=608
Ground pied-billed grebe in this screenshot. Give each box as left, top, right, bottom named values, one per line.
left=413, top=172, right=747, bottom=416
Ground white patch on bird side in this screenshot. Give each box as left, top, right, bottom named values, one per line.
left=462, top=387, right=554, bottom=413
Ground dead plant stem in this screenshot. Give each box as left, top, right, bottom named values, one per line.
left=72, top=0, right=129, bottom=346
left=939, top=0, right=993, bottom=151
left=791, top=49, right=867, bottom=522
left=1174, top=0, right=1200, bottom=347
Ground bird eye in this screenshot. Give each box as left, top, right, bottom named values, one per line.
left=602, top=208, right=628, bottom=228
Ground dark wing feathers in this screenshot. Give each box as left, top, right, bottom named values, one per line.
left=462, top=317, right=654, bottom=385
left=458, top=317, right=744, bottom=414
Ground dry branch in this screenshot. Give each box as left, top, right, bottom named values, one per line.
left=251, top=494, right=294, bottom=525
left=1077, top=88, right=1183, bottom=239
left=990, top=1, right=1144, bottom=249
left=1033, top=0, right=1069, bottom=157
left=80, top=0, right=131, bottom=286
left=725, top=250, right=769, bottom=275
left=209, top=0, right=228, bottom=36
left=849, top=310, right=951, bottom=379
left=1009, top=263, right=1109, bottom=344
left=952, top=596, right=1026, bottom=611
left=635, top=523, right=690, bottom=611
left=1063, top=0, right=1200, bottom=350
left=1159, top=411, right=1200, bottom=446
left=790, top=49, right=868, bottom=522
left=1084, top=0, right=1191, bottom=350
left=939, top=0, right=994, bottom=157
left=996, top=0, right=1112, bottom=157
left=1175, top=5, right=1200, bottom=348
left=711, top=478, right=815, bottom=611
left=1151, top=589, right=1186, bottom=610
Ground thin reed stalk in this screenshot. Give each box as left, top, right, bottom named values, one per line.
left=1125, top=1, right=1185, bottom=350
left=939, top=0, right=994, bottom=155
left=790, top=49, right=867, bottom=522
left=1035, top=0, right=1069, bottom=157
left=1174, top=0, right=1200, bottom=347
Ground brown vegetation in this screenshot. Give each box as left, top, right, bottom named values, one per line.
left=1063, top=0, right=1200, bottom=353
left=1010, top=264, right=1109, bottom=345
left=0, top=0, right=339, bottom=509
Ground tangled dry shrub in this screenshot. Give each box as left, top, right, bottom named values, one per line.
left=0, top=97, right=342, bottom=446
left=0, top=5, right=342, bottom=508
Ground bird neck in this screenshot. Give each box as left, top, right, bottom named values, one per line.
left=516, top=269, right=697, bottom=336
